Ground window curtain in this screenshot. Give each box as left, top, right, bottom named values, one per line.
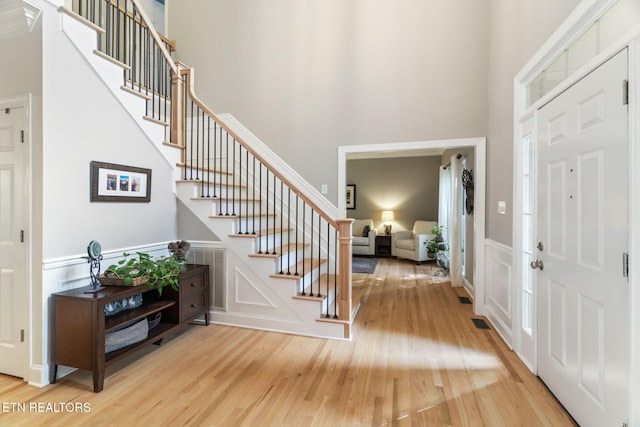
left=449, top=155, right=463, bottom=287
left=438, top=165, right=451, bottom=245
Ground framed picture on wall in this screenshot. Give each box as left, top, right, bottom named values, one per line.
left=90, top=161, right=152, bottom=202
left=346, top=184, right=356, bottom=209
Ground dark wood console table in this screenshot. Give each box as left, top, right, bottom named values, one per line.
left=51, top=264, right=209, bottom=392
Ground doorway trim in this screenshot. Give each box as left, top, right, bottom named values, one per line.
left=513, top=0, right=640, bottom=424
left=338, top=137, right=486, bottom=316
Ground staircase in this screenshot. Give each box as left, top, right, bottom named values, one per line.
left=59, top=0, right=353, bottom=339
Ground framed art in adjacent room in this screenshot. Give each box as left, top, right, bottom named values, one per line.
left=90, top=161, right=151, bottom=202
left=346, top=184, right=356, bottom=209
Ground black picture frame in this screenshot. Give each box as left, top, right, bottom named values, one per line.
left=90, top=161, right=152, bottom=202
left=346, top=184, right=356, bottom=209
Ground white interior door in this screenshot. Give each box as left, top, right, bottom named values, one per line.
left=536, top=49, right=629, bottom=426
left=0, top=102, right=28, bottom=378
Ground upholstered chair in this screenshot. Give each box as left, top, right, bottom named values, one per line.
left=392, top=220, right=438, bottom=263
left=351, top=219, right=377, bottom=256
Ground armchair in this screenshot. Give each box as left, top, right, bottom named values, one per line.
left=351, top=219, right=377, bottom=256
left=392, top=220, right=438, bottom=263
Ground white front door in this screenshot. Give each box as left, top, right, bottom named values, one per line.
left=0, top=102, right=29, bottom=378
left=536, top=49, right=629, bottom=426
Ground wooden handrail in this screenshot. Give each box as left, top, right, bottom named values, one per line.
left=179, top=65, right=339, bottom=229
left=107, top=0, right=177, bottom=74
left=102, top=0, right=176, bottom=52
left=126, top=0, right=176, bottom=73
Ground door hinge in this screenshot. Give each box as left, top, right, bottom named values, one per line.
left=20, top=230, right=24, bottom=243
left=623, top=80, right=629, bottom=105
left=20, top=130, right=24, bottom=143
left=20, top=330, right=24, bottom=343
left=623, top=252, right=629, bottom=278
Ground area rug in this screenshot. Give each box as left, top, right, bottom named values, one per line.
left=352, top=257, right=378, bottom=274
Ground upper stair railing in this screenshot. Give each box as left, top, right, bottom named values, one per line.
left=71, top=0, right=353, bottom=336
left=72, top=0, right=178, bottom=140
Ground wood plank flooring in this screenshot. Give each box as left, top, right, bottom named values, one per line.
left=0, top=258, right=576, bottom=426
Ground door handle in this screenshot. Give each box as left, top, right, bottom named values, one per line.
left=530, top=260, right=544, bottom=271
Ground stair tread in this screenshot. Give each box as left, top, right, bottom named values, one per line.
left=177, top=162, right=233, bottom=176
left=163, top=141, right=182, bottom=149
left=191, top=196, right=261, bottom=202
left=124, top=78, right=169, bottom=100
left=270, top=258, right=326, bottom=280
left=293, top=274, right=339, bottom=300
left=316, top=316, right=348, bottom=325
left=144, top=115, right=169, bottom=126
left=176, top=179, right=246, bottom=189
left=209, top=213, right=275, bottom=219
left=249, top=243, right=310, bottom=258
left=228, top=228, right=291, bottom=238
left=121, top=85, right=152, bottom=100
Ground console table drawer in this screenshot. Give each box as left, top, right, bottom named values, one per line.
left=181, top=275, right=206, bottom=298
left=181, top=291, right=206, bottom=321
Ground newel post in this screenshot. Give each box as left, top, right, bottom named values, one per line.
left=171, top=62, right=188, bottom=156
left=337, top=218, right=354, bottom=339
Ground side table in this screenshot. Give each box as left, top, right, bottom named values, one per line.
left=375, top=235, right=392, bottom=257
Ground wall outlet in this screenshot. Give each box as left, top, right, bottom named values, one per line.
left=498, top=201, right=506, bottom=214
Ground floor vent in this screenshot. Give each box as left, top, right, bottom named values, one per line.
left=458, top=296, right=472, bottom=304
left=471, top=318, right=490, bottom=330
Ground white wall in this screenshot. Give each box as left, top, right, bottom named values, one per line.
left=486, top=0, right=582, bottom=245
left=42, top=3, right=178, bottom=259
left=167, top=0, right=490, bottom=208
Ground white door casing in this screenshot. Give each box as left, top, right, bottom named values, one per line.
left=536, top=49, right=628, bottom=426
left=0, top=101, right=29, bottom=378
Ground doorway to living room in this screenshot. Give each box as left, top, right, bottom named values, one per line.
left=338, top=137, right=486, bottom=314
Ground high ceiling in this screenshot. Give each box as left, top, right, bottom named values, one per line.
left=0, top=0, right=41, bottom=40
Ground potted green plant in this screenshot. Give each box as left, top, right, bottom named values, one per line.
left=101, top=241, right=190, bottom=295
left=431, top=225, right=445, bottom=242
left=426, top=239, right=440, bottom=257
left=425, top=230, right=449, bottom=258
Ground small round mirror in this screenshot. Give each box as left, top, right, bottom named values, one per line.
left=87, top=240, right=102, bottom=260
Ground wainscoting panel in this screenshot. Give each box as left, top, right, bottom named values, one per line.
left=484, top=239, right=513, bottom=347
left=187, top=243, right=226, bottom=311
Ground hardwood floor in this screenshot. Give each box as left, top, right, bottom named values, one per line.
left=0, top=258, right=576, bottom=426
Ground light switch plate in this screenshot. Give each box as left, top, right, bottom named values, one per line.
left=321, top=184, right=328, bottom=194
left=498, top=201, right=506, bottom=214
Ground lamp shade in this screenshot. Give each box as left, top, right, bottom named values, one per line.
left=381, top=210, right=395, bottom=222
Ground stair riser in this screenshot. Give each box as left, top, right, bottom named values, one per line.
left=180, top=172, right=232, bottom=185
left=229, top=218, right=280, bottom=234
left=253, top=234, right=288, bottom=252
left=182, top=182, right=245, bottom=200
left=211, top=200, right=262, bottom=217
left=145, top=98, right=171, bottom=120
left=272, top=249, right=322, bottom=272
left=286, top=266, right=329, bottom=291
